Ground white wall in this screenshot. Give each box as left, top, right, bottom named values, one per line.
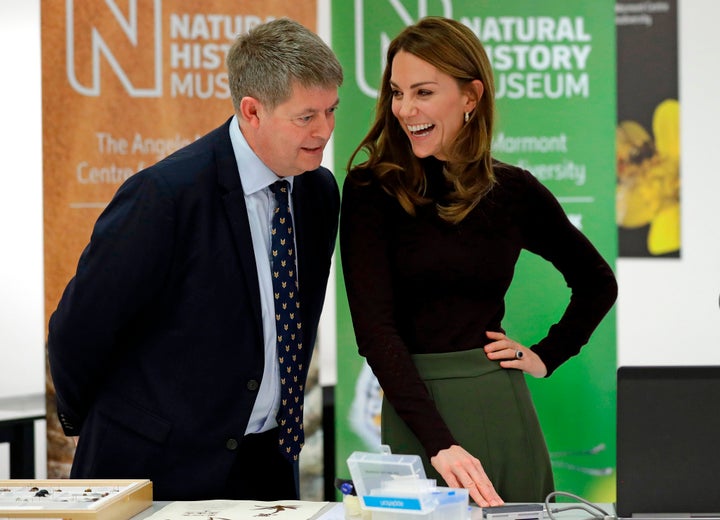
left=0, top=3, right=44, bottom=397
left=617, top=1, right=720, bottom=366
left=1, top=0, right=718, bottom=475
left=0, top=1, right=45, bottom=479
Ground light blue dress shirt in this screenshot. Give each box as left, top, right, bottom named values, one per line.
left=228, top=115, right=296, bottom=435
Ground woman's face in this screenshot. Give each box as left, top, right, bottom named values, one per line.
left=390, top=50, right=475, bottom=160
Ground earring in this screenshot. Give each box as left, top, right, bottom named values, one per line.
left=464, top=111, right=470, bottom=123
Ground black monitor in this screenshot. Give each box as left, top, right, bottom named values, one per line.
left=616, top=365, right=720, bottom=518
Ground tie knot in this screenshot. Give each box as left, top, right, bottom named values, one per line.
left=270, top=180, right=290, bottom=204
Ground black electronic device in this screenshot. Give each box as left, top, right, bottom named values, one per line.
left=616, top=365, right=720, bottom=519
left=482, top=504, right=545, bottom=520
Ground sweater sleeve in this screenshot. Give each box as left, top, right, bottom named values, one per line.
left=517, top=170, right=618, bottom=376
left=339, top=179, right=458, bottom=458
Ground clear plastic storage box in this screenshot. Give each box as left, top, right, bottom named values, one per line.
left=347, top=448, right=469, bottom=520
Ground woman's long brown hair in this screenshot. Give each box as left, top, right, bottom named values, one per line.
left=346, top=16, right=497, bottom=224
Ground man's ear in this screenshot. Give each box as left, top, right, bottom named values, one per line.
left=464, top=79, right=485, bottom=113
left=239, top=96, right=262, bottom=128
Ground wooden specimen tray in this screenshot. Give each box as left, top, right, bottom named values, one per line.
left=0, top=479, right=153, bottom=519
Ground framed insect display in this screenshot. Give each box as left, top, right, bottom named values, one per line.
left=0, top=479, right=152, bottom=519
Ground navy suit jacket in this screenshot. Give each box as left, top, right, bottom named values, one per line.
left=47, top=118, right=340, bottom=500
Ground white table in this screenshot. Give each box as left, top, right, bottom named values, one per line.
left=130, top=501, right=617, bottom=520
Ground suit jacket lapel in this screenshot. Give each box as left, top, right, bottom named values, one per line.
left=214, top=118, right=264, bottom=339
left=291, top=174, right=311, bottom=304
left=290, top=174, right=315, bottom=365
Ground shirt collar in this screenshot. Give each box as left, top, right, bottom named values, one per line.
left=228, top=114, right=294, bottom=196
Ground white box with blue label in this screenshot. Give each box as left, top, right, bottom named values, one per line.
left=347, top=448, right=469, bottom=520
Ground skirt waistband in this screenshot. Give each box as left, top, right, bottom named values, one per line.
left=410, top=348, right=501, bottom=380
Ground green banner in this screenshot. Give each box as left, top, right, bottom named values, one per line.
left=332, top=0, right=617, bottom=502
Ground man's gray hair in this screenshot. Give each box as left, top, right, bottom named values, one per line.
left=226, top=17, right=343, bottom=110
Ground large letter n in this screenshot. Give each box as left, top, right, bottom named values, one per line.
left=66, top=0, right=162, bottom=97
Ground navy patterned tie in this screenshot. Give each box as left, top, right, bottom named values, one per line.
left=269, top=180, right=305, bottom=462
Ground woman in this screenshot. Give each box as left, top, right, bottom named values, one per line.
left=340, top=17, right=617, bottom=506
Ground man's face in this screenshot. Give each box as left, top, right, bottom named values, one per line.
left=251, top=84, right=339, bottom=177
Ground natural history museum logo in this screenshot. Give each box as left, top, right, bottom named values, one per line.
left=353, top=0, right=453, bottom=98
left=65, top=0, right=273, bottom=99
left=353, top=0, right=593, bottom=100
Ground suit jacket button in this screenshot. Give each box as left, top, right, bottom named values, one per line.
left=226, top=438, right=239, bottom=451
left=246, top=379, right=259, bottom=391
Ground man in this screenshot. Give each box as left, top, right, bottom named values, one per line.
left=47, top=18, right=343, bottom=501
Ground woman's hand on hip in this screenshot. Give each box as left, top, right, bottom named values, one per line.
left=484, top=330, right=547, bottom=378
left=430, top=444, right=504, bottom=507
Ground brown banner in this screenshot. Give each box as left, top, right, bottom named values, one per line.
left=42, top=0, right=316, bottom=480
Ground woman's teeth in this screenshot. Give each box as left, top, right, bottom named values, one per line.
left=407, top=123, right=434, bottom=136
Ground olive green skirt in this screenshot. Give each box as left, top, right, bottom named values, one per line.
left=381, top=348, right=554, bottom=502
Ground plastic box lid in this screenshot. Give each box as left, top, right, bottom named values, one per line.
left=347, top=449, right=427, bottom=501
